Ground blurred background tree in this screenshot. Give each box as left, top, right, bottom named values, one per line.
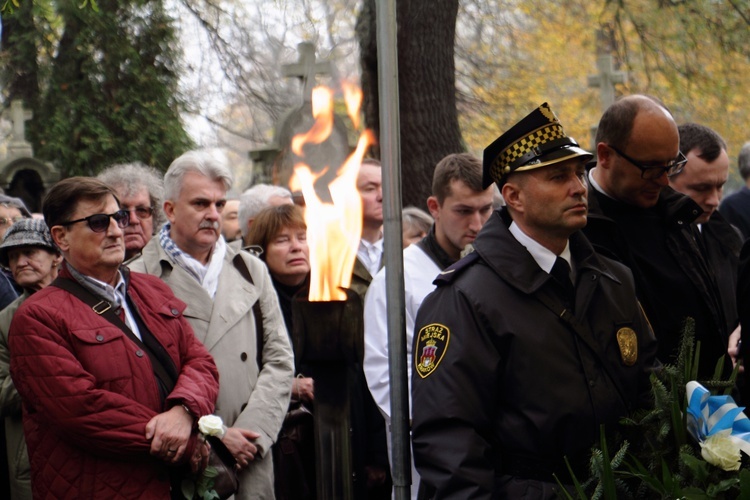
left=1, top=0, right=749, bottom=204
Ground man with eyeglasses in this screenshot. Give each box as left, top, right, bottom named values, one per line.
left=584, top=94, right=732, bottom=379
left=98, top=162, right=165, bottom=262
left=8, top=177, right=220, bottom=498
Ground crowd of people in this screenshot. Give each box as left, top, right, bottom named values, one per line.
left=0, top=92, right=746, bottom=500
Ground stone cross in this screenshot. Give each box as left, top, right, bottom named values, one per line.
left=587, top=54, right=627, bottom=114
left=8, top=99, right=32, bottom=144
left=282, top=42, right=332, bottom=103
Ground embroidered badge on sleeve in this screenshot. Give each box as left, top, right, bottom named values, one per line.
left=415, top=323, right=450, bottom=378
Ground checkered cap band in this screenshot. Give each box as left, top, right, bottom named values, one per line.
left=490, top=122, right=565, bottom=181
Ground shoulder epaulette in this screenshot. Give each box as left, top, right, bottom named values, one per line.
left=433, top=251, right=481, bottom=286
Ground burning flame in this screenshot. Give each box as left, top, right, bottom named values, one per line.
left=289, top=84, right=375, bottom=301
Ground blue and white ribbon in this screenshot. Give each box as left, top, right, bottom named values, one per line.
left=686, top=381, right=750, bottom=455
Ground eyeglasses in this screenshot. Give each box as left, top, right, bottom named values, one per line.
left=608, top=144, right=688, bottom=180
left=60, top=210, right=130, bottom=233
left=0, top=216, right=25, bottom=227
left=122, top=206, right=154, bottom=220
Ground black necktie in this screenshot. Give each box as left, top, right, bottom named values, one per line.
left=550, top=257, right=575, bottom=309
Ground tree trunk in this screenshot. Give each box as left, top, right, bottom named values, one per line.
left=357, top=0, right=463, bottom=210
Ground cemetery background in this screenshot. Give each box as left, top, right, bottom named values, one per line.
left=0, top=0, right=749, bottom=210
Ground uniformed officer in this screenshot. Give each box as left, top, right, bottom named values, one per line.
left=410, top=103, right=659, bottom=499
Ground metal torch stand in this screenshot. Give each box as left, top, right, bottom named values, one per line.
left=292, top=289, right=364, bottom=500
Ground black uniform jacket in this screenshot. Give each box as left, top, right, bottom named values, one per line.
left=584, top=186, right=738, bottom=378
left=411, top=209, right=658, bottom=499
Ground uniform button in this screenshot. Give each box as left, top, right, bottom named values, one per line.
left=96, top=335, right=104, bottom=342
left=240, top=403, right=247, bottom=411
left=170, top=308, right=179, bottom=316
left=135, top=350, right=144, bottom=357
left=677, top=220, right=684, bottom=225
left=692, top=209, right=699, bottom=215
left=589, top=380, right=595, bottom=387
left=590, top=274, right=597, bottom=281
left=241, top=352, right=248, bottom=362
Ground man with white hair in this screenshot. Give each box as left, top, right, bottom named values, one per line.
left=97, top=162, right=165, bottom=262
left=130, top=150, right=295, bottom=499
left=238, top=184, right=293, bottom=247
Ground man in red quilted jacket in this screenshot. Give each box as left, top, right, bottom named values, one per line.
left=9, top=177, right=220, bottom=499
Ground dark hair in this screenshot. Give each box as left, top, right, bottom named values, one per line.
left=245, top=204, right=306, bottom=260
left=677, top=123, right=727, bottom=165
left=737, top=142, right=750, bottom=181
left=595, top=94, right=671, bottom=150
left=43, top=177, right=120, bottom=228
left=432, top=153, right=485, bottom=204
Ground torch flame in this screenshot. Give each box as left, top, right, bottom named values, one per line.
left=342, top=81, right=363, bottom=130
left=290, top=83, right=374, bottom=301
left=291, top=86, right=335, bottom=156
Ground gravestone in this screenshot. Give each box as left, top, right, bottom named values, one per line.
left=249, top=42, right=353, bottom=198
left=587, top=30, right=628, bottom=149
left=0, top=100, right=59, bottom=212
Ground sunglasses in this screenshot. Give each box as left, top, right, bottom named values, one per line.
left=608, top=144, right=688, bottom=180
left=122, top=206, right=155, bottom=220
left=60, top=210, right=130, bottom=233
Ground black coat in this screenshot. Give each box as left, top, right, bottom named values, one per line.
left=411, top=210, right=658, bottom=499
left=584, top=186, right=737, bottom=378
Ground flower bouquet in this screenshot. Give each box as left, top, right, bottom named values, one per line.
left=557, top=319, right=750, bottom=499
left=182, top=415, right=239, bottom=500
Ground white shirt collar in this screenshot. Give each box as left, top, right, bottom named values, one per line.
left=587, top=167, right=615, bottom=199
left=508, top=221, right=572, bottom=274
left=357, top=237, right=384, bottom=277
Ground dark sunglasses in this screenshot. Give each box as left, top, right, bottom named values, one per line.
left=608, top=144, right=688, bottom=180
left=60, top=210, right=130, bottom=233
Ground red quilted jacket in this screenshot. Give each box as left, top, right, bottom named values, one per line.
left=9, top=268, right=220, bottom=499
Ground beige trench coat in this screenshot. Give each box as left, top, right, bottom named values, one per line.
left=131, top=240, right=294, bottom=499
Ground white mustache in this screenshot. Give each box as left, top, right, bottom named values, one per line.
left=199, top=221, right=220, bottom=230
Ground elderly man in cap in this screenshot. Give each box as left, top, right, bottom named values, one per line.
left=130, top=150, right=295, bottom=499
left=8, top=177, right=219, bottom=499
left=410, top=104, right=658, bottom=499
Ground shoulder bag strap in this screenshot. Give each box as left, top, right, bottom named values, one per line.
left=50, top=277, right=177, bottom=397
left=232, top=254, right=264, bottom=370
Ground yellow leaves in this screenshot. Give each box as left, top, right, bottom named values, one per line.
left=459, top=0, right=750, bottom=188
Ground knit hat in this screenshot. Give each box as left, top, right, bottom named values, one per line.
left=0, top=218, right=58, bottom=266
left=0, top=195, right=32, bottom=218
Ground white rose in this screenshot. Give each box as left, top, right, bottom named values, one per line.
left=700, top=430, right=741, bottom=471
left=198, top=415, right=226, bottom=437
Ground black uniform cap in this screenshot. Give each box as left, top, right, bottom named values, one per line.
left=482, top=103, right=593, bottom=188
